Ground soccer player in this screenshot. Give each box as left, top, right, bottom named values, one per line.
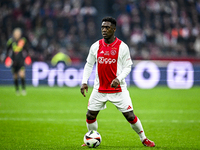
left=5, top=28, right=30, bottom=95
left=80, top=17, right=155, bottom=147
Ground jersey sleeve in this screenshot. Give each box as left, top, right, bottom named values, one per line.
left=86, top=43, right=96, bottom=65
left=7, top=38, right=13, bottom=47
left=121, top=43, right=133, bottom=68
left=117, top=43, right=133, bottom=82
left=82, top=42, right=98, bottom=84
left=6, top=38, right=13, bottom=57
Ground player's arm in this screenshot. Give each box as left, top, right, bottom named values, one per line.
left=117, top=44, right=132, bottom=81
left=3, top=39, right=13, bottom=67
left=80, top=62, right=94, bottom=97
left=5, top=38, right=12, bottom=58
left=80, top=45, right=96, bottom=97
left=111, top=44, right=132, bottom=88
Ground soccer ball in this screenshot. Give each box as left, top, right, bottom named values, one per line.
left=83, top=130, right=102, bottom=148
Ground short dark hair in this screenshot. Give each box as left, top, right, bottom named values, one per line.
left=102, top=17, right=116, bottom=27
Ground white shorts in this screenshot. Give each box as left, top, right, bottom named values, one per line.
left=88, top=89, right=133, bottom=113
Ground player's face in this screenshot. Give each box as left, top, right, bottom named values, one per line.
left=101, top=21, right=116, bottom=39
left=13, top=30, right=22, bottom=41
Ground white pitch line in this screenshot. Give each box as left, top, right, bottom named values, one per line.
left=0, top=118, right=199, bottom=123
left=0, top=110, right=199, bottom=114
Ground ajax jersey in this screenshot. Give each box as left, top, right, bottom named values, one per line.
left=97, top=39, right=122, bottom=93
left=82, top=37, right=133, bottom=93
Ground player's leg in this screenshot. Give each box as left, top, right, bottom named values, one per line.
left=122, top=111, right=155, bottom=147
left=123, top=111, right=145, bottom=141
left=123, top=111, right=145, bottom=140
left=110, top=90, right=155, bottom=147
left=109, top=90, right=146, bottom=140
left=86, top=89, right=106, bottom=131
left=82, top=110, right=100, bottom=147
left=19, top=67, right=26, bottom=95
left=82, top=89, right=106, bottom=147
left=86, top=110, right=99, bottom=131
left=13, top=71, right=19, bottom=95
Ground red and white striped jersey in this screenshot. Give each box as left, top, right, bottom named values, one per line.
left=82, top=37, right=133, bottom=93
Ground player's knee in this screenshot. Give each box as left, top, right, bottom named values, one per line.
left=126, top=112, right=135, bottom=121
left=19, top=71, right=25, bottom=78
left=86, top=111, right=96, bottom=120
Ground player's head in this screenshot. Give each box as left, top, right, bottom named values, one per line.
left=13, top=28, right=22, bottom=40
left=101, top=17, right=116, bottom=39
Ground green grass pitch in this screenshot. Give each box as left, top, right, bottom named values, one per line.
left=0, top=86, right=199, bottom=150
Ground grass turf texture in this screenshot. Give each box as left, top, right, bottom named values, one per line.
left=0, top=86, right=199, bottom=150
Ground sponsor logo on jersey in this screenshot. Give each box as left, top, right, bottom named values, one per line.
left=98, top=57, right=116, bottom=64
left=100, top=51, right=104, bottom=54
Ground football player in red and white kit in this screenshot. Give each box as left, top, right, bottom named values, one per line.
left=80, top=17, right=155, bottom=147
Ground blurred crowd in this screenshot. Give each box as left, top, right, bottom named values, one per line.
left=113, top=0, right=200, bottom=60
left=1, top=0, right=200, bottom=64
left=0, top=0, right=98, bottom=63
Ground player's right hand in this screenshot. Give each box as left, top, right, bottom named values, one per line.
left=80, top=83, right=88, bottom=97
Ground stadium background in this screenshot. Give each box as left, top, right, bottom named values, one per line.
left=0, top=1, right=200, bottom=150
left=0, top=0, right=200, bottom=88
left=1, top=0, right=200, bottom=62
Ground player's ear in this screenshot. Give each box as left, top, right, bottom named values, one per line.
left=113, top=26, right=116, bottom=32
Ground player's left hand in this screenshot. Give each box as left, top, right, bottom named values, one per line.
left=111, top=78, right=120, bottom=89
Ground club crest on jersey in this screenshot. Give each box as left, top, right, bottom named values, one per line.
left=111, top=50, right=117, bottom=56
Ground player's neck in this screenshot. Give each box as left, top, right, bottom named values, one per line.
left=14, top=37, right=21, bottom=41
left=104, top=36, right=116, bottom=44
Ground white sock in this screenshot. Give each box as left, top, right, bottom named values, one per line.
left=130, top=116, right=146, bottom=142
left=86, top=120, right=98, bottom=131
